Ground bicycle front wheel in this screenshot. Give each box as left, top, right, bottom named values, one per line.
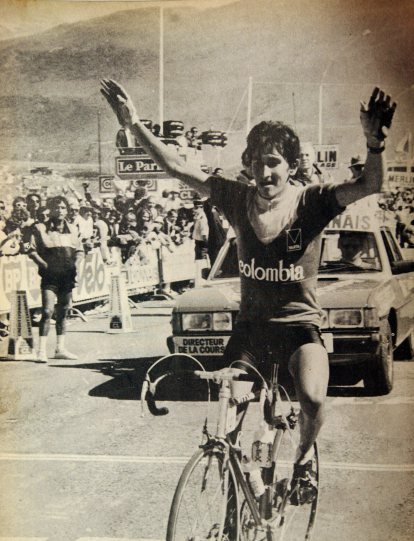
left=167, top=446, right=240, bottom=541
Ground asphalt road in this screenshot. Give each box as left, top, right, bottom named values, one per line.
left=0, top=300, right=413, bottom=541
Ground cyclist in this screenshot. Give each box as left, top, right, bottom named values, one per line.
left=101, top=80, right=396, bottom=494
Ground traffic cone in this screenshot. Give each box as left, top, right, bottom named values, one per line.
left=107, top=274, right=133, bottom=333
left=7, top=290, right=36, bottom=360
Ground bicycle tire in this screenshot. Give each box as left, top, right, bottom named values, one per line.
left=271, top=434, right=319, bottom=541
left=240, top=434, right=319, bottom=541
left=167, top=445, right=240, bottom=541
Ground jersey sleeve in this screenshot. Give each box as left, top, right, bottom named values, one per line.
left=68, top=223, right=84, bottom=254
left=26, top=224, right=41, bottom=255
left=209, top=176, right=250, bottom=227
left=300, top=183, right=346, bottom=231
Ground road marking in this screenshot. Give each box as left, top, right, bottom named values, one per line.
left=0, top=453, right=189, bottom=464
left=329, top=396, right=414, bottom=405
left=380, top=396, right=414, bottom=405
left=0, top=538, right=49, bottom=541
left=0, top=453, right=413, bottom=472
left=322, top=461, right=414, bottom=472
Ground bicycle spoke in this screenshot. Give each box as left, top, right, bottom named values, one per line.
left=167, top=448, right=239, bottom=541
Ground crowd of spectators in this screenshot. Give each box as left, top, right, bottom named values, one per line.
left=2, top=168, right=412, bottom=266
left=377, top=187, right=414, bottom=247
left=0, top=182, right=208, bottom=265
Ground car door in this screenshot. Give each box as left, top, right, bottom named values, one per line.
left=380, top=227, right=414, bottom=345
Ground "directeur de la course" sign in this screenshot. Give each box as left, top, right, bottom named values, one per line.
left=115, top=155, right=171, bottom=180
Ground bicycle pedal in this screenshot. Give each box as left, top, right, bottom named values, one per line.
left=289, top=480, right=317, bottom=506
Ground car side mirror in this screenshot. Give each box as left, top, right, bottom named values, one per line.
left=391, top=260, right=414, bottom=275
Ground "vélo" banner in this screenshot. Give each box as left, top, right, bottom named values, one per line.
left=0, top=240, right=199, bottom=314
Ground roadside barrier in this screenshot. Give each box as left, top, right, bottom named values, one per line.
left=7, top=290, right=36, bottom=360
left=0, top=240, right=199, bottom=315
left=107, top=274, right=133, bottom=333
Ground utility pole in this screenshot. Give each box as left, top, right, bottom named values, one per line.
left=246, top=76, right=252, bottom=136
left=97, top=111, right=102, bottom=175
left=159, top=7, right=164, bottom=132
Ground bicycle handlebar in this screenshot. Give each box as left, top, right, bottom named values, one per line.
left=194, top=370, right=264, bottom=383
left=142, top=368, right=265, bottom=417
left=145, top=389, right=169, bottom=416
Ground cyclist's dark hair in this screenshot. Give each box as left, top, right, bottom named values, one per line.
left=47, top=195, right=69, bottom=211
left=242, top=121, right=300, bottom=169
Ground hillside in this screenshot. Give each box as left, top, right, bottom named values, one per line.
left=0, top=0, right=413, bottom=173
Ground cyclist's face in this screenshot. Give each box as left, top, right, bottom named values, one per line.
left=252, top=145, right=297, bottom=200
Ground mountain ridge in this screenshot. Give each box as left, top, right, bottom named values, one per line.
left=0, top=0, right=413, bottom=172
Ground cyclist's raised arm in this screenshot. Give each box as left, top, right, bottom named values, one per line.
left=335, top=87, right=397, bottom=208
left=100, top=79, right=211, bottom=197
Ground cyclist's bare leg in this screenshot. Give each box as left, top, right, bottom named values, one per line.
left=288, top=343, right=329, bottom=465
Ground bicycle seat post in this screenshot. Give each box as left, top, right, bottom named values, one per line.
left=216, top=379, right=232, bottom=439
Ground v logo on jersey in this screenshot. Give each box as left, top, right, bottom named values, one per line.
left=286, top=228, right=302, bottom=251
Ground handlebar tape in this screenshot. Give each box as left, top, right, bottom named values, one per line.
left=145, top=390, right=169, bottom=416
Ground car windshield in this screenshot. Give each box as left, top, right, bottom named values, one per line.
left=319, top=231, right=382, bottom=273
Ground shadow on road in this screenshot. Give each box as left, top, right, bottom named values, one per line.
left=48, top=355, right=376, bottom=401
left=59, top=355, right=217, bottom=402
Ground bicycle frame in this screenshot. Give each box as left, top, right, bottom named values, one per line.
left=214, top=377, right=262, bottom=527
left=197, top=369, right=298, bottom=534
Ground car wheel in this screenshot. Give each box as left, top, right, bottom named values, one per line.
left=394, top=329, right=414, bottom=361
left=364, top=320, right=394, bottom=395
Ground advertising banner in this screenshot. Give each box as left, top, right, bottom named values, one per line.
left=386, top=162, right=414, bottom=188
left=99, top=175, right=115, bottom=193
left=0, top=242, right=199, bottom=314
left=0, top=254, right=42, bottom=313
left=161, top=241, right=197, bottom=283
left=115, top=155, right=172, bottom=180
left=314, top=144, right=339, bottom=169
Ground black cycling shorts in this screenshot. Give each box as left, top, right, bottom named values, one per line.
left=40, top=269, right=76, bottom=295
left=223, top=321, right=325, bottom=369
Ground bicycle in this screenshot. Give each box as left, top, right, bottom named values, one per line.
left=141, top=354, right=320, bottom=541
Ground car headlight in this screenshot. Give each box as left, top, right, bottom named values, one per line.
left=329, top=309, right=363, bottom=328
left=183, top=313, right=212, bottom=331
left=213, top=312, right=232, bottom=331
left=181, top=312, right=232, bottom=332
